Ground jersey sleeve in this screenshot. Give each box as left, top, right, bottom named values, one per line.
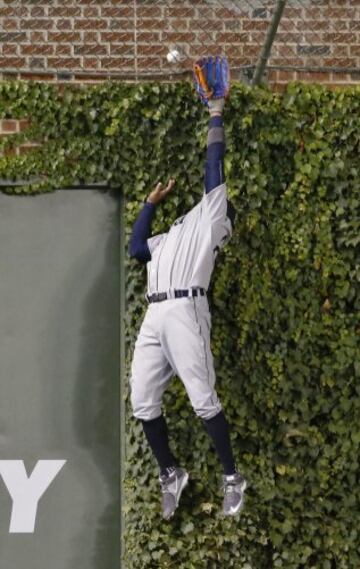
left=146, top=233, right=167, bottom=257
left=201, top=182, right=227, bottom=225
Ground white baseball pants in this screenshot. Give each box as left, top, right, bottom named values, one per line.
left=130, top=294, right=223, bottom=421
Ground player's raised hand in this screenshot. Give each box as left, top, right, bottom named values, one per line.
left=146, top=178, right=175, bottom=204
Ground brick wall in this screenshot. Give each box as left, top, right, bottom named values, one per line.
left=0, top=0, right=359, bottom=90
left=1, top=1, right=359, bottom=158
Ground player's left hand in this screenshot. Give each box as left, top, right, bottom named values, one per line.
left=146, top=178, right=175, bottom=204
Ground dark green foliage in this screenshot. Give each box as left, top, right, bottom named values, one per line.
left=1, top=79, right=359, bottom=568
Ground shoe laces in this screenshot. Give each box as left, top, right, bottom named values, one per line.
left=221, top=473, right=242, bottom=494
left=159, top=468, right=176, bottom=493
left=221, top=480, right=237, bottom=494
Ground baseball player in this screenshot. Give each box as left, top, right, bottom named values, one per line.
left=128, top=56, right=247, bottom=520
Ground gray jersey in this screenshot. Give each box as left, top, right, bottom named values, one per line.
left=146, top=183, right=232, bottom=295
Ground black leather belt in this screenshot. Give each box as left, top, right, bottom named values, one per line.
left=146, top=288, right=206, bottom=303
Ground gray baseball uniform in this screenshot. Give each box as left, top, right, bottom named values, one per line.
left=130, top=181, right=233, bottom=421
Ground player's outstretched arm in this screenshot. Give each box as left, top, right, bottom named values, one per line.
left=128, top=179, right=175, bottom=263
left=205, top=98, right=226, bottom=195
left=193, top=56, right=236, bottom=230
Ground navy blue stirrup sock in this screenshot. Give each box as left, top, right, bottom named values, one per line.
left=202, top=410, right=237, bottom=475
left=140, top=414, right=178, bottom=475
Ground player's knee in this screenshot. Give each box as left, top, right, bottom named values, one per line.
left=194, top=402, right=222, bottom=421
left=130, top=393, right=162, bottom=421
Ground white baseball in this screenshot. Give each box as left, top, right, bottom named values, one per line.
left=166, top=49, right=181, bottom=63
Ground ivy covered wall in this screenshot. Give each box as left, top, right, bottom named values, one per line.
left=1, top=80, right=359, bottom=569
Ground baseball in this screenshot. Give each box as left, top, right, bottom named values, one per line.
left=166, top=49, right=181, bottom=63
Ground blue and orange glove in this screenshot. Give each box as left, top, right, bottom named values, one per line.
left=193, top=55, right=231, bottom=106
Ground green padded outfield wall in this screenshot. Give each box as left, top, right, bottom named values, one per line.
left=0, top=188, right=122, bottom=569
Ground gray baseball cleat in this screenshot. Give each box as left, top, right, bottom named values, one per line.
left=221, top=471, right=247, bottom=516
left=159, top=466, right=189, bottom=520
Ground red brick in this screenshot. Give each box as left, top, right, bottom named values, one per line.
left=1, top=72, right=20, bottom=80
left=227, top=56, right=253, bottom=66
left=137, top=44, right=168, bottom=56
left=101, top=6, right=133, bottom=18
left=275, top=32, right=303, bottom=44
left=137, top=6, right=162, bottom=18
left=270, top=57, right=305, bottom=66
left=329, top=20, right=350, bottom=31
left=277, top=70, right=297, bottom=81
left=20, top=72, right=55, bottom=81
left=192, top=45, right=215, bottom=58
left=31, top=31, right=46, bottom=42
left=191, top=19, right=223, bottom=31
left=19, top=119, right=31, bottom=131
left=272, top=45, right=297, bottom=58
left=195, top=7, right=213, bottom=19
left=0, top=7, right=27, bottom=17
left=332, top=72, right=353, bottom=81
left=324, top=8, right=357, bottom=18
left=30, top=7, right=46, bottom=17
left=136, top=57, right=163, bottom=69
left=137, top=18, right=167, bottom=31
left=332, top=45, right=350, bottom=57
left=82, top=6, right=100, bottom=18
left=223, top=20, right=243, bottom=32
left=350, top=45, right=360, bottom=55
left=296, top=20, right=330, bottom=31
left=167, top=18, right=190, bottom=31
left=3, top=19, right=19, bottom=31
left=22, top=44, right=55, bottom=55
left=3, top=45, right=18, bottom=55
left=83, top=32, right=99, bottom=42
left=82, top=59, right=100, bottom=70
left=110, top=44, right=135, bottom=56
left=164, top=7, right=196, bottom=18
left=20, top=19, right=54, bottom=30
left=48, top=7, right=81, bottom=17
left=101, top=32, right=133, bottom=43
left=224, top=45, right=244, bottom=57
left=323, top=33, right=356, bottom=43
left=47, top=57, right=82, bottom=68
left=323, top=58, right=357, bottom=67
left=349, top=21, right=360, bottom=30
left=215, top=7, right=240, bottom=19
left=275, top=84, right=290, bottom=93
left=244, top=45, right=261, bottom=58
left=48, top=32, right=81, bottom=42
left=55, top=19, right=74, bottom=31
left=296, top=71, right=331, bottom=82
left=250, top=31, right=270, bottom=43
left=136, top=31, right=160, bottom=43
left=74, top=19, right=108, bottom=30
left=101, top=57, right=135, bottom=70
left=1, top=120, right=18, bottom=132
left=215, top=32, right=249, bottom=43
left=0, top=57, right=26, bottom=67
left=74, top=44, right=108, bottom=56
left=267, top=69, right=278, bottom=82
left=161, top=32, right=197, bottom=43
left=242, top=20, right=270, bottom=31
left=282, top=7, right=303, bottom=19
left=56, top=44, right=72, bottom=56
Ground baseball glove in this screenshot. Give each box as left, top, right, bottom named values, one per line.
left=193, top=55, right=230, bottom=105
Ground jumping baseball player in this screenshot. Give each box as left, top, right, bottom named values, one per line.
left=128, top=56, right=247, bottom=520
